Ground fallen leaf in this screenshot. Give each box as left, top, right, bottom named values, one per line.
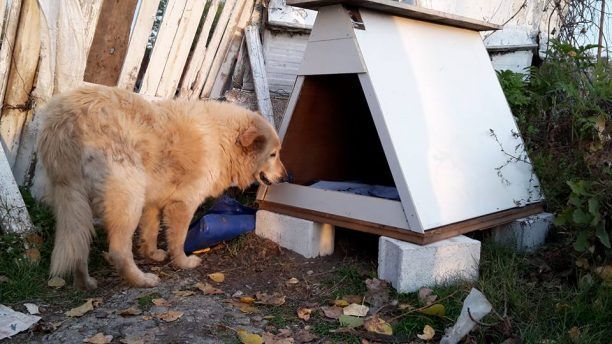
left=232, top=291, right=244, bottom=298
left=142, top=315, right=152, bottom=321
left=239, top=296, right=256, bottom=304
left=65, top=298, right=102, bottom=317
left=208, top=272, right=225, bottom=283
left=152, top=298, right=169, bottom=307
left=118, top=306, right=142, bottom=316
left=262, top=332, right=294, bottom=344
left=364, top=315, right=393, bottom=335
left=173, top=290, right=195, bottom=297
left=365, top=279, right=390, bottom=308
left=155, top=310, right=183, bottom=322
left=575, top=258, right=589, bottom=269
left=25, top=248, right=41, bottom=263
left=595, top=265, right=612, bottom=287
left=333, top=299, right=349, bottom=307
left=84, top=332, right=113, bottom=344
left=398, top=303, right=414, bottom=311
left=24, top=303, right=40, bottom=315
left=286, top=277, right=299, bottom=285
left=230, top=300, right=259, bottom=314
left=343, top=295, right=364, bottom=304
left=192, top=248, right=211, bottom=254
left=343, top=303, right=369, bottom=317
left=321, top=306, right=343, bottom=319
left=26, top=233, right=44, bottom=246
left=418, top=303, right=445, bottom=317
left=120, top=337, right=145, bottom=344
left=0, top=275, right=8, bottom=283
left=237, top=329, right=263, bottom=344
left=568, top=326, right=580, bottom=342
left=339, top=315, right=364, bottom=328
left=294, top=329, right=317, bottom=343
left=48, top=277, right=66, bottom=288
left=297, top=307, right=312, bottom=321
left=418, top=287, right=437, bottom=306
left=195, top=282, right=224, bottom=295
left=417, top=325, right=435, bottom=340
left=256, top=292, right=286, bottom=306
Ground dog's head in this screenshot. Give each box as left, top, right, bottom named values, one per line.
left=237, top=116, right=288, bottom=186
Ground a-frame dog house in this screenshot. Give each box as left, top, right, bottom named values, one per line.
left=257, top=0, right=544, bottom=245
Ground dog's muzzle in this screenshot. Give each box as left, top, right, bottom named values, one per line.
left=259, top=172, right=272, bottom=185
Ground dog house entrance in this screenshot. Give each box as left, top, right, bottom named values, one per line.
left=282, top=74, right=396, bottom=194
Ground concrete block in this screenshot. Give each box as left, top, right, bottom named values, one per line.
left=491, top=212, right=554, bottom=252
left=378, top=236, right=481, bottom=293
left=256, top=210, right=334, bottom=258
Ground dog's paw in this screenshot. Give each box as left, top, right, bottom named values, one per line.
left=148, top=249, right=167, bottom=262
left=173, top=255, right=202, bottom=269
left=75, top=276, right=98, bottom=291
left=132, top=273, right=160, bottom=288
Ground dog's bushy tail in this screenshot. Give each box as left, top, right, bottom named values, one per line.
left=37, top=107, right=94, bottom=277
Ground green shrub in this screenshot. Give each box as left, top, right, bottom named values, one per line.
left=497, top=41, right=611, bottom=257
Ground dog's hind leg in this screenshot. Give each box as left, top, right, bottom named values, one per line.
left=75, top=260, right=98, bottom=290
left=138, top=206, right=167, bottom=262
left=164, top=201, right=202, bottom=269
left=104, top=168, right=159, bottom=287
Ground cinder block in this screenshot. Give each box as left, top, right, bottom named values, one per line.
left=491, top=212, right=554, bottom=252
left=378, top=236, right=481, bottom=293
left=256, top=210, right=334, bottom=258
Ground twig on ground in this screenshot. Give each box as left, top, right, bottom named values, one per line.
left=389, top=290, right=460, bottom=321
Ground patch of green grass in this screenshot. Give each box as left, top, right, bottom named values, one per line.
left=312, top=322, right=360, bottom=343
left=0, top=189, right=106, bottom=304
left=137, top=292, right=162, bottom=311
left=266, top=306, right=297, bottom=328
left=323, top=265, right=369, bottom=300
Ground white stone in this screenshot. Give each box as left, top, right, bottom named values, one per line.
left=255, top=210, right=334, bottom=258
left=491, top=212, right=554, bottom=252
left=378, top=236, right=481, bottom=293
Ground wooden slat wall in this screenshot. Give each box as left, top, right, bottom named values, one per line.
left=117, top=0, right=162, bottom=90
left=0, top=0, right=23, bottom=108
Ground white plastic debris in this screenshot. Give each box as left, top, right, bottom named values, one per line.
left=24, top=303, right=40, bottom=315
left=440, top=288, right=493, bottom=344
left=0, top=304, right=41, bottom=339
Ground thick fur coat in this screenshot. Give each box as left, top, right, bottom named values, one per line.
left=37, top=85, right=286, bottom=289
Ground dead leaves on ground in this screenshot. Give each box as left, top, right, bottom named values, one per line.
left=297, top=307, right=312, bottom=321
left=47, top=276, right=66, bottom=289
left=154, top=310, right=184, bottom=322
left=84, top=332, right=113, bottom=344
left=417, top=324, right=435, bottom=340
left=237, top=329, right=264, bottom=344
left=195, top=282, right=224, bottom=295
left=363, top=315, right=393, bottom=335
left=118, top=306, right=142, bottom=316
left=208, top=272, right=225, bottom=283
left=151, top=298, right=169, bottom=307
left=321, top=305, right=343, bottom=319
left=65, top=298, right=102, bottom=317
left=343, top=303, right=369, bottom=317
left=255, top=292, right=286, bottom=306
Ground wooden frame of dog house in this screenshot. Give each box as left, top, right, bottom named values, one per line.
left=256, top=0, right=545, bottom=245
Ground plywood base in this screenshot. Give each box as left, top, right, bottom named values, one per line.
left=257, top=201, right=544, bottom=245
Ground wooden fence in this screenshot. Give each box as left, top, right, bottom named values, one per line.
left=0, top=0, right=260, bottom=191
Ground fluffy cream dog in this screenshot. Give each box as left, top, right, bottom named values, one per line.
left=37, top=85, right=286, bottom=289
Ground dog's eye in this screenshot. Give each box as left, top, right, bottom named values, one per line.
left=270, top=152, right=277, bottom=157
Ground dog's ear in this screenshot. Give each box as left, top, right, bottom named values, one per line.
left=239, top=125, right=266, bottom=150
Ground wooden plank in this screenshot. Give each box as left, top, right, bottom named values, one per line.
left=265, top=183, right=411, bottom=229
left=206, top=0, right=255, bottom=98
left=245, top=25, right=274, bottom=123
left=230, top=37, right=247, bottom=89
left=177, top=0, right=221, bottom=98
left=259, top=201, right=544, bottom=245
left=155, top=0, right=207, bottom=98
left=139, top=0, right=188, bottom=96
left=0, top=124, right=34, bottom=233
left=287, top=0, right=501, bottom=31
left=79, top=0, right=104, bottom=56
left=0, top=0, right=23, bottom=108
left=117, top=0, right=161, bottom=90
left=0, top=0, right=7, bottom=40
left=0, top=0, right=40, bottom=168
left=187, top=0, right=239, bottom=100
left=83, top=0, right=139, bottom=86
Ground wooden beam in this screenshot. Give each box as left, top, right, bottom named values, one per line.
left=0, top=0, right=40, bottom=168
left=117, top=0, right=161, bottom=90
left=245, top=25, right=274, bottom=123
left=155, top=0, right=207, bottom=98
left=83, top=0, right=139, bottom=86
left=287, top=0, right=501, bottom=31
left=203, top=0, right=254, bottom=98
left=258, top=201, right=544, bottom=245
left=0, top=0, right=23, bottom=108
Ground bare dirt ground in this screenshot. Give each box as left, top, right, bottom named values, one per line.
left=7, top=230, right=380, bottom=344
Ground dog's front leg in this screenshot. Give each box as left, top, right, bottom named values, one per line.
left=164, top=200, right=202, bottom=269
